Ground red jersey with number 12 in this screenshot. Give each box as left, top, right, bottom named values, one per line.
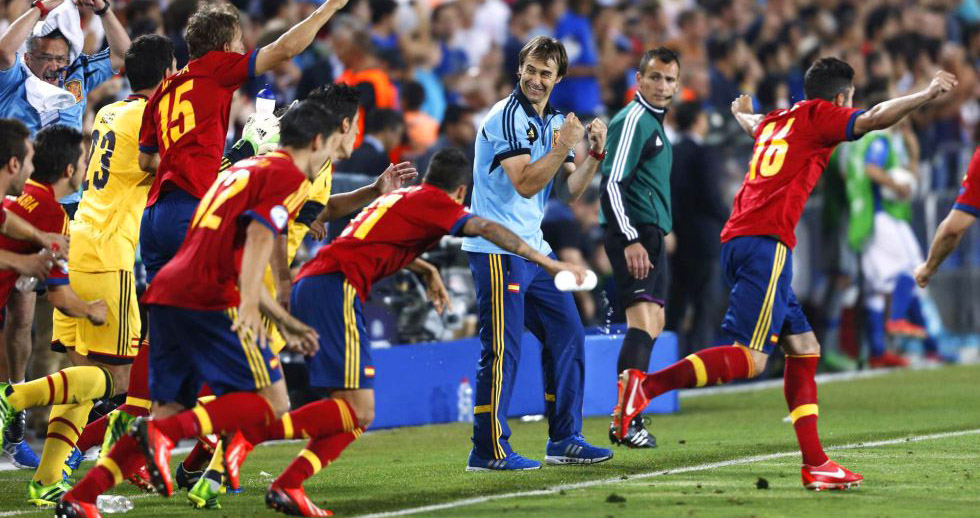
left=721, top=99, right=864, bottom=249
left=139, top=50, right=258, bottom=207
left=143, top=152, right=308, bottom=310
left=295, top=184, right=472, bottom=300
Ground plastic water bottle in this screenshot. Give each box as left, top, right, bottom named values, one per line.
left=15, top=258, right=68, bottom=293
left=96, top=494, right=134, bottom=514
left=457, top=377, right=473, bottom=423
left=255, top=85, right=276, bottom=115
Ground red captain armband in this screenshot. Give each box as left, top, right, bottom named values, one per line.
left=32, top=1, right=50, bottom=18
left=589, top=148, right=607, bottom=161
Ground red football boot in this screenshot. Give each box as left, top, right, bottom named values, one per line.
left=869, top=351, right=909, bottom=369
left=54, top=495, right=104, bottom=518
left=266, top=484, right=333, bottom=517
left=802, top=460, right=864, bottom=491
left=127, top=465, right=156, bottom=493
left=223, top=430, right=254, bottom=492
left=132, top=418, right=175, bottom=497
left=611, top=369, right=649, bottom=442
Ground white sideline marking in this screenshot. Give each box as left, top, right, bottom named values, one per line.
left=351, top=428, right=980, bottom=518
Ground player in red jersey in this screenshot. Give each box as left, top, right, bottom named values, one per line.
left=137, top=0, right=349, bottom=283
left=612, top=58, right=957, bottom=491
left=215, top=148, right=585, bottom=517
left=915, top=145, right=980, bottom=287
left=54, top=102, right=343, bottom=518
left=0, top=126, right=112, bottom=506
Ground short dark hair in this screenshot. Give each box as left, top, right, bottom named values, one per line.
left=185, top=3, right=241, bottom=60
left=423, top=148, right=471, bottom=192
left=0, top=119, right=30, bottom=169
left=706, top=37, right=734, bottom=62
left=126, top=34, right=174, bottom=91
left=280, top=101, right=343, bottom=148
left=260, top=0, right=290, bottom=22
left=440, top=104, right=474, bottom=133
left=518, top=36, right=568, bottom=77
left=803, top=57, right=855, bottom=101
left=674, top=101, right=703, bottom=132
left=401, top=81, right=426, bottom=111
left=638, top=46, right=680, bottom=74
left=305, top=83, right=361, bottom=123
left=32, top=125, right=83, bottom=184
left=26, top=29, right=69, bottom=55
left=369, top=0, right=398, bottom=24
left=364, top=108, right=403, bottom=135
left=511, top=0, right=538, bottom=16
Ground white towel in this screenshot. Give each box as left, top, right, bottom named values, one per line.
left=16, top=2, right=86, bottom=118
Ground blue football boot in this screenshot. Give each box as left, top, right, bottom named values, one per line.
left=544, top=434, right=613, bottom=465
left=465, top=449, right=541, bottom=471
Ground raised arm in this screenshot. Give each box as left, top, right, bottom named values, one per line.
left=316, top=162, right=417, bottom=224
left=502, top=113, right=585, bottom=199
left=731, top=94, right=763, bottom=137
left=462, top=216, right=585, bottom=282
left=0, top=0, right=64, bottom=70
left=254, top=0, right=348, bottom=76
left=852, top=71, right=957, bottom=137
left=562, top=117, right=607, bottom=201
left=79, top=0, right=130, bottom=70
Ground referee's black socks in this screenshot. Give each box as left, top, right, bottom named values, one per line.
left=617, top=328, right=656, bottom=374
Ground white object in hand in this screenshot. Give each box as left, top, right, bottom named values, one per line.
left=554, top=269, right=597, bottom=291
left=882, top=166, right=917, bottom=201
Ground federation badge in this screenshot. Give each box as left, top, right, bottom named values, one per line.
left=270, top=205, right=289, bottom=231
left=63, top=79, right=83, bottom=104
left=553, top=128, right=560, bottom=143
left=526, top=125, right=537, bottom=144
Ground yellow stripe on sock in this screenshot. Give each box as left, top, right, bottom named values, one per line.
left=544, top=394, right=556, bottom=402
left=192, top=406, right=213, bottom=436
left=124, top=396, right=152, bottom=410
left=473, top=405, right=492, bottom=414
left=786, top=354, right=821, bottom=358
left=790, top=404, right=819, bottom=424
left=685, top=354, right=708, bottom=387
left=337, top=400, right=353, bottom=432
left=299, top=449, right=322, bottom=474
left=281, top=413, right=294, bottom=440
left=97, top=457, right=124, bottom=485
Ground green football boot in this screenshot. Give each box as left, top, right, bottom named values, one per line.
left=99, top=409, right=138, bottom=460
left=188, top=469, right=224, bottom=510
left=27, top=479, right=72, bottom=507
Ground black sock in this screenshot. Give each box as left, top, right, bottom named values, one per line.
left=617, top=328, right=656, bottom=374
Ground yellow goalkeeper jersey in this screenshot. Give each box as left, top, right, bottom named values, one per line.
left=70, top=94, right=151, bottom=273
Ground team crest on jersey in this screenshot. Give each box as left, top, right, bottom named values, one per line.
left=63, top=80, right=83, bottom=104
left=526, top=126, right=537, bottom=144
left=270, top=205, right=289, bottom=231
left=553, top=128, right=560, bottom=143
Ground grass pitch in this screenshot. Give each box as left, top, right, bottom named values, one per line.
left=1, top=364, right=978, bottom=517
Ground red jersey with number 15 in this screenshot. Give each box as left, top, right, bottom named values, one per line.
left=295, top=184, right=472, bottom=301
left=139, top=50, right=258, bottom=207
left=143, top=152, right=308, bottom=310
left=721, top=99, right=864, bottom=249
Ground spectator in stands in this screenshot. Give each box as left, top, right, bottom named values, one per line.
left=416, top=104, right=477, bottom=177
left=706, top=37, right=740, bottom=111
left=337, top=108, right=404, bottom=176
left=333, top=15, right=398, bottom=148
left=665, top=101, right=727, bottom=355
left=667, top=9, right=708, bottom=67
left=545, top=0, right=602, bottom=118
left=503, top=0, right=541, bottom=79
left=401, top=80, right=439, bottom=159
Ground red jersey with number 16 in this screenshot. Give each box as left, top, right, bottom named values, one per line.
left=295, top=184, right=472, bottom=301
left=139, top=49, right=258, bottom=207
left=720, top=99, right=864, bottom=249
left=143, top=152, right=308, bottom=310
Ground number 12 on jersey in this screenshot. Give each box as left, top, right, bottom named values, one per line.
left=748, top=118, right=795, bottom=180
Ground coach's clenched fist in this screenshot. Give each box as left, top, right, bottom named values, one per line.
left=557, top=113, right=585, bottom=148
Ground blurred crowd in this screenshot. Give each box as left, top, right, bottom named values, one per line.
left=2, top=0, right=978, bottom=367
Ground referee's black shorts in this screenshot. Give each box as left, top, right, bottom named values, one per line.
left=604, top=224, right=668, bottom=311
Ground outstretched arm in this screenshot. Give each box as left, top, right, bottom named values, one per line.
left=852, top=71, right=958, bottom=137
left=462, top=216, right=585, bottom=282
left=561, top=118, right=607, bottom=201
left=2, top=212, right=68, bottom=258
left=0, top=0, right=65, bottom=70
left=78, top=0, right=130, bottom=70
left=914, top=209, right=976, bottom=287
left=731, top=94, right=763, bottom=137
left=315, top=162, right=418, bottom=224
left=254, top=0, right=348, bottom=76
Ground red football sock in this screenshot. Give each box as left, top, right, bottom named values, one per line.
left=641, top=345, right=755, bottom=398
left=152, top=392, right=275, bottom=442
left=181, top=437, right=216, bottom=472
left=67, top=435, right=145, bottom=504
left=243, top=398, right=358, bottom=445
left=75, top=414, right=109, bottom=453
left=784, top=354, right=828, bottom=466
left=126, top=343, right=150, bottom=401
left=116, top=404, right=150, bottom=417
left=274, top=429, right=361, bottom=489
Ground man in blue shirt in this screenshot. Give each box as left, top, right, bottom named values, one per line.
left=0, top=0, right=129, bottom=470
left=462, top=35, right=611, bottom=471
left=0, top=0, right=130, bottom=134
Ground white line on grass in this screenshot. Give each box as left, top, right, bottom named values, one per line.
left=352, top=428, right=980, bottom=518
